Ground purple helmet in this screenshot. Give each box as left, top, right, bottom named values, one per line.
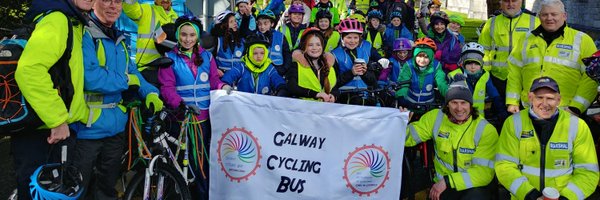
left=288, top=4, right=305, bottom=14
left=393, top=38, right=413, bottom=51
left=584, top=50, right=600, bottom=83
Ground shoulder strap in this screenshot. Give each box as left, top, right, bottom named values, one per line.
left=45, top=11, right=74, bottom=107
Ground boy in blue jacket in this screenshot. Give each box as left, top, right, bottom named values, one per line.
left=384, top=11, right=413, bottom=53
left=221, top=34, right=287, bottom=96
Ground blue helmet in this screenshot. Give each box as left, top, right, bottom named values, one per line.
left=30, top=163, right=83, bottom=200
left=367, top=10, right=383, bottom=21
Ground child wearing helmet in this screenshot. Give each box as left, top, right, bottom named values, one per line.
left=384, top=11, right=413, bottom=53
left=277, top=0, right=311, bottom=29
left=279, top=4, right=308, bottom=51
left=416, top=0, right=441, bottom=38
left=211, top=10, right=245, bottom=76
left=221, top=34, right=287, bottom=96
left=332, top=18, right=390, bottom=105
left=314, top=9, right=341, bottom=52
left=396, top=37, right=448, bottom=115
left=310, top=0, right=341, bottom=25
left=366, top=10, right=387, bottom=57
left=235, top=0, right=257, bottom=36
left=287, top=28, right=340, bottom=102
left=379, top=38, right=413, bottom=83
left=457, top=42, right=507, bottom=128
left=256, top=9, right=292, bottom=77
left=448, top=14, right=465, bottom=45
left=426, top=11, right=461, bottom=74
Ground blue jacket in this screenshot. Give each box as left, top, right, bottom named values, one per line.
left=388, top=57, right=407, bottom=83
left=74, top=16, right=158, bottom=139
left=384, top=24, right=413, bottom=48
left=331, top=41, right=372, bottom=90
left=215, top=36, right=245, bottom=72
left=221, top=62, right=286, bottom=95
left=405, top=61, right=438, bottom=105
left=166, top=50, right=213, bottom=110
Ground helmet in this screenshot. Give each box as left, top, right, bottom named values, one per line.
left=430, top=11, right=449, bottom=24
left=300, top=27, right=326, bottom=49
left=315, top=9, right=333, bottom=21
left=257, top=9, right=277, bottom=21
left=288, top=4, right=305, bottom=14
left=414, top=37, right=437, bottom=51
left=214, top=10, right=235, bottom=25
left=461, top=42, right=484, bottom=55
left=449, top=15, right=465, bottom=26
left=367, top=10, right=383, bottom=21
left=337, top=18, right=364, bottom=34
left=369, top=1, right=379, bottom=7
left=30, top=163, right=84, bottom=200
left=393, top=38, right=413, bottom=51
left=390, top=11, right=402, bottom=20
left=175, top=15, right=203, bottom=33
left=235, top=0, right=250, bottom=6
left=245, top=33, right=271, bottom=48
left=428, top=0, right=441, bottom=8
left=584, top=50, right=600, bottom=82
left=348, top=13, right=366, bottom=24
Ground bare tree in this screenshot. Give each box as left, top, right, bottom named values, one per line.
left=0, top=0, right=31, bottom=37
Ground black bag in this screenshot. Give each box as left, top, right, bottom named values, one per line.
left=0, top=11, right=74, bottom=135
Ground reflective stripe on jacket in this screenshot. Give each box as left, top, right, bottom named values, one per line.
left=166, top=50, right=211, bottom=110
left=220, top=63, right=286, bottom=95
left=215, top=36, right=245, bottom=72
left=331, top=40, right=371, bottom=90
left=495, top=109, right=599, bottom=200
left=478, top=13, right=539, bottom=80
left=406, top=109, right=498, bottom=191
left=269, top=31, right=285, bottom=66
left=506, top=26, right=598, bottom=112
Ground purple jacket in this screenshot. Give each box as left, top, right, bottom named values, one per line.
left=158, top=47, right=225, bottom=121
left=430, top=29, right=461, bottom=72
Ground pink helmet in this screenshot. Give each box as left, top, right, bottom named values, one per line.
left=337, top=18, right=363, bottom=34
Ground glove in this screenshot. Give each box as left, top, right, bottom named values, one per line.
left=222, top=85, right=233, bottom=94
left=145, top=93, right=163, bottom=114
left=378, top=58, right=390, bottom=69
left=128, top=74, right=140, bottom=86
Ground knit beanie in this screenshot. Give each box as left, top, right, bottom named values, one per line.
left=445, top=76, right=473, bottom=105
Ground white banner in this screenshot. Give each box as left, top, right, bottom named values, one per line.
left=209, top=91, right=408, bottom=200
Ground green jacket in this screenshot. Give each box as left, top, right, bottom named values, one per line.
left=396, top=60, right=448, bottom=97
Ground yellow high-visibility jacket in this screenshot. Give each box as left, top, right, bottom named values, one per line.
left=506, top=26, right=598, bottom=112
left=16, top=12, right=88, bottom=128
left=496, top=109, right=599, bottom=200
left=406, top=109, right=498, bottom=191
left=478, top=13, right=539, bottom=80
left=123, top=0, right=177, bottom=67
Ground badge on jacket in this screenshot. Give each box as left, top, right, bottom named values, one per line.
left=520, top=130, right=534, bottom=138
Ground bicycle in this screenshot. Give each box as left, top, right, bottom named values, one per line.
left=124, top=105, right=209, bottom=200
left=338, top=82, right=400, bottom=107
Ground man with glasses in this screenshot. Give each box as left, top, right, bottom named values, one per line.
left=478, top=0, right=539, bottom=117
left=123, top=0, right=178, bottom=82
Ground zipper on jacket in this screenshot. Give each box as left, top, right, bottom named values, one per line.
left=540, top=144, right=546, bottom=190
left=453, top=149, right=458, bottom=172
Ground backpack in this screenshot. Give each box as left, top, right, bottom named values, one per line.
left=0, top=11, right=74, bottom=135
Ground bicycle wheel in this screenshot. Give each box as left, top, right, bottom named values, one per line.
left=124, top=161, right=192, bottom=200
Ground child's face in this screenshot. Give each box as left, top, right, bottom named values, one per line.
left=395, top=50, right=409, bottom=60
left=257, top=19, right=273, bottom=33
left=178, top=25, right=198, bottom=50
left=290, top=13, right=304, bottom=24
left=465, top=62, right=482, bottom=74
left=342, top=33, right=361, bottom=50
left=391, top=18, right=401, bottom=27
left=306, top=35, right=323, bottom=58
left=448, top=22, right=461, bottom=32
left=318, top=18, right=330, bottom=30
left=252, top=47, right=266, bottom=63
left=415, top=52, right=430, bottom=67
left=434, top=21, right=446, bottom=34
left=369, top=18, right=380, bottom=28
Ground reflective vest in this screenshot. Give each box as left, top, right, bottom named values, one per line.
left=472, top=72, right=490, bottom=115
left=495, top=109, right=600, bottom=200
left=269, top=31, right=285, bottom=66
left=506, top=26, right=598, bottom=112
left=325, top=31, right=340, bottom=52
left=215, top=36, right=245, bottom=72
left=478, top=13, right=539, bottom=80
left=388, top=57, right=404, bottom=83
left=166, top=50, right=212, bottom=110
left=123, top=3, right=177, bottom=67
left=225, top=63, right=283, bottom=94
left=405, top=61, right=438, bottom=104
left=331, top=41, right=371, bottom=90
left=280, top=24, right=305, bottom=50
left=353, top=0, right=369, bottom=15
left=297, top=62, right=337, bottom=101
left=406, top=109, right=498, bottom=191
left=366, top=30, right=384, bottom=57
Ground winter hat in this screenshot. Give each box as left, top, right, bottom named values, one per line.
left=460, top=52, right=484, bottom=67
left=445, top=76, right=473, bottom=105
left=413, top=47, right=434, bottom=62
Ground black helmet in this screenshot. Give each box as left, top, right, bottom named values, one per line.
left=244, top=33, right=271, bottom=53
left=315, top=9, right=333, bottom=21
left=175, top=15, right=203, bottom=33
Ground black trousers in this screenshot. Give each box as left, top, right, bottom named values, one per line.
left=11, top=129, right=76, bottom=200
left=440, top=186, right=492, bottom=200
left=73, top=133, right=126, bottom=200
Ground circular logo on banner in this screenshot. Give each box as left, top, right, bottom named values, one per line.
left=200, top=72, right=209, bottom=82
left=235, top=50, right=242, bottom=57
left=426, top=84, right=433, bottom=91
left=274, top=45, right=281, bottom=51
left=217, top=127, right=262, bottom=182
left=261, top=87, right=269, bottom=94
left=343, top=144, right=391, bottom=196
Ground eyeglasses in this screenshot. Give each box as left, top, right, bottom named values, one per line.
left=101, top=0, right=123, bottom=5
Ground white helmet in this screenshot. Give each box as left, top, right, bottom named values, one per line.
left=214, top=10, right=235, bottom=25
left=461, top=42, right=484, bottom=55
